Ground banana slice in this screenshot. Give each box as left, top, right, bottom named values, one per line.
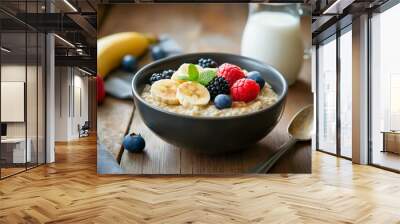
left=176, top=81, right=210, bottom=106
left=150, top=79, right=180, bottom=105
left=171, top=63, right=203, bottom=82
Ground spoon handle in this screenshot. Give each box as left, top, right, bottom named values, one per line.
left=250, top=138, right=297, bottom=174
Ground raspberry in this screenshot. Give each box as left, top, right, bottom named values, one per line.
left=230, top=78, right=260, bottom=102
left=217, top=63, right=245, bottom=87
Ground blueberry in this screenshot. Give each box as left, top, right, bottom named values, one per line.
left=214, top=94, right=232, bottom=110
left=121, top=55, right=137, bottom=72
left=123, top=133, right=145, bottom=153
left=247, top=71, right=265, bottom=89
left=151, top=45, right=167, bottom=61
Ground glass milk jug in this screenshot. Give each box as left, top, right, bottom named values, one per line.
left=241, top=4, right=305, bottom=86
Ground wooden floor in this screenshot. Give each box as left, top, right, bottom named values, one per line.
left=0, top=135, right=400, bottom=223
left=1, top=167, right=26, bottom=178
left=372, top=150, right=400, bottom=171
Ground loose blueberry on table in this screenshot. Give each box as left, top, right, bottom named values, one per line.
left=151, top=45, right=167, bottom=61
left=123, top=133, right=145, bottom=153
left=121, top=54, right=137, bottom=72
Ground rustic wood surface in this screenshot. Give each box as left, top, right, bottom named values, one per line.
left=97, top=97, right=133, bottom=159
left=98, top=4, right=312, bottom=174
left=1, top=136, right=400, bottom=223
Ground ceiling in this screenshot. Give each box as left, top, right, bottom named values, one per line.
left=1, top=0, right=396, bottom=73
left=311, top=0, right=392, bottom=44
left=0, top=0, right=97, bottom=74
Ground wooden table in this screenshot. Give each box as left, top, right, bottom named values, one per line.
left=98, top=4, right=312, bottom=174
left=1, top=138, right=32, bottom=164
left=381, top=131, right=400, bottom=154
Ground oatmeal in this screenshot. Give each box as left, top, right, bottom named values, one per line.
left=141, top=84, right=278, bottom=117
left=143, top=59, right=279, bottom=117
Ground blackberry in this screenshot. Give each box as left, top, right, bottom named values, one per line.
left=206, top=77, right=230, bottom=100
left=149, top=69, right=175, bottom=84
left=198, top=58, right=218, bottom=68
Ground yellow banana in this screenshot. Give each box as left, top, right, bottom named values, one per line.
left=97, top=32, right=157, bottom=78
left=150, top=79, right=180, bottom=105
left=176, top=81, right=210, bottom=106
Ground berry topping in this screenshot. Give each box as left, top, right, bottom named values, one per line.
left=230, top=78, right=260, bottom=102
left=217, top=63, right=245, bottom=87
left=246, top=71, right=265, bottom=89
left=198, top=58, right=218, bottom=68
left=214, top=94, right=232, bottom=110
left=198, top=68, right=217, bottom=86
left=149, top=69, right=175, bottom=84
left=206, top=76, right=230, bottom=100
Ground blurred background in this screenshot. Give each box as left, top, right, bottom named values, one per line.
left=99, top=4, right=311, bottom=58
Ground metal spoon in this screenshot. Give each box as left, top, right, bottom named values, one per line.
left=250, top=104, right=314, bottom=173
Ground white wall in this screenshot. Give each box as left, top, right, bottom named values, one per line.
left=54, top=67, right=89, bottom=141
left=1, top=65, right=26, bottom=139
left=55, top=67, right=69, bottom=141
left=1, top=63, right=46, bottom=164
left=1, top=65, right=38, bottom=138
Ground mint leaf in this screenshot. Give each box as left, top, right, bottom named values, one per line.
left=188, top=64, right=199, bottom=81
left=198, top=69, right=217, bottom=85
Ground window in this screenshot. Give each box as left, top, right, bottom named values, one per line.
left=317, top=37, right=337, bottom=154
left=339, top=29, right=352, bottom=158
left=316, top=26, right=353, bottom=159
left=370, top=2, right=400, bottom=171
left=0, top=2, right=46, bottom=179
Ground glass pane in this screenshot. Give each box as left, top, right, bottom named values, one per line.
left=27, top=31, right=38, bottom=169
left=371, top=4, right=400, bottom=171
left=1, top=30, right=27, bottom=177
left=317, top=37, right=337, bottom=154
left=38, top=33, right=45, bottom=165
left=340, top=29, right=352, bottom=158
left=26, top=0, right=39, bottom=169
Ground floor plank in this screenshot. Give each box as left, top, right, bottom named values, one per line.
left=1, top=136, right=400, bottom=223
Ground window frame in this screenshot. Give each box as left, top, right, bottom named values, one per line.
left=315, top=23, right=353, bottom=161
left=367, top=0, right=400, bottom=173
left=0, top=1, right=48, bottom=180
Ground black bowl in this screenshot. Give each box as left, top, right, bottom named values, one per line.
left=132, top=53, right=287, bottom=154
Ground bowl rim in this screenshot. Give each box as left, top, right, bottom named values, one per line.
left=131, top=52, right=288, bottom=120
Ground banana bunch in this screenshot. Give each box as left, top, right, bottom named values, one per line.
left=97, top=32, right=157, bottom=78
